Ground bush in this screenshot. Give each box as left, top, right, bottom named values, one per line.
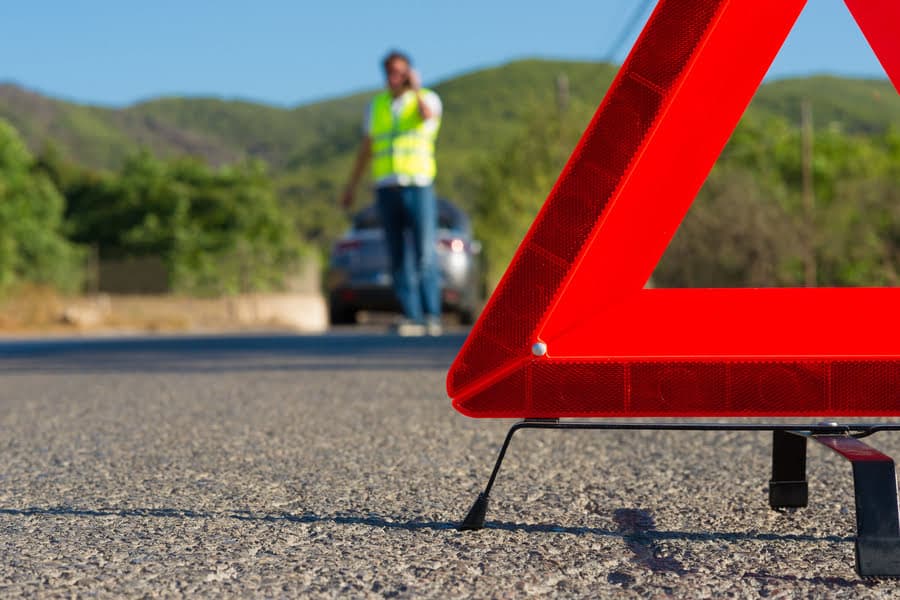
left=64, top=152, right=307, bottom=295
left=0, top=120, right=84, bottom=294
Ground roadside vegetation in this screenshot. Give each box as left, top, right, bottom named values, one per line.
left=1, top=59, right=898, bottom=304
left=473, top=102, right=900, bottom=288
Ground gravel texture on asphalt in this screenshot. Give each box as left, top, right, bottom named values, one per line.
left=1, top=332, right=899, bottom=598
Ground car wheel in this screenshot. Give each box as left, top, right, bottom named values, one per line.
left=457, top=284, right=483, bottom=325
left=329, top=302, right=358, bottom=325
left=457, top=306, right=477, bottom=326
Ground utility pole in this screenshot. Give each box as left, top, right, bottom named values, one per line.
left=555, top=73, right=570, bottom=158
left=556, top=73, right=569, bottom=115
left=801, top=99, right=816, bottom=287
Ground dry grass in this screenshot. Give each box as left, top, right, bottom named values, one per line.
left=0, top=286, right=327, bottom=336
left=0, top=284, right=69, bottom=332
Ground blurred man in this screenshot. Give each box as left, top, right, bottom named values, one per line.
left=341, top=50, right=443, bottom=336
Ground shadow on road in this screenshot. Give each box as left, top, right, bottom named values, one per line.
left=0, top=504, right=855, bottom=543
left=0, top=505, right=875, bottom=587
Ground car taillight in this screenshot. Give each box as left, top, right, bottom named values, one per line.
left=334, top=240, right=362, bottom=254
left=438, top=238, right=466, bottom=253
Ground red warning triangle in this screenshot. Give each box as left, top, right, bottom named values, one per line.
left=448, top=0, right=900, bottom=418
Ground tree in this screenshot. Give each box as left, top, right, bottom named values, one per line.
left=470, top=108, right=900, bottom=292
left=63, top=151, right=307, bottom=295
left=470, top=102, right=591, bottom=288
left=0, top=119, right=84, bottom=293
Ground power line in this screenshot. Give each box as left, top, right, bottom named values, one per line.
left=603, top=0, right=657, bottom=63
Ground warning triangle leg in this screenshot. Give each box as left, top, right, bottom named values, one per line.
left=457, top=421, right=533, bottom=531
left=811, top=434, right=900, bottom=577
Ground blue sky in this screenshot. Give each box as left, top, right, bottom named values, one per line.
left=0, top=0, right=888, bottom=108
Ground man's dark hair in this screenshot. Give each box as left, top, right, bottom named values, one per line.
left=382, top=50, right=412, bottom=73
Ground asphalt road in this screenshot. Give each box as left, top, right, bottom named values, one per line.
left=1, top=330, right=899, bottom=597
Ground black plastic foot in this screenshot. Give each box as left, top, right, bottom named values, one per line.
left=770, top=430, right=808, bottom=509
left=459, top=493, right=489, bottom=531
left=856, top=537, right=900, bottom=577
left=769, top=480, right=808, bottom=508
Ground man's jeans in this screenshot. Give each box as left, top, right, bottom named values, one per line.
left=375, top=184, right=441, bottom=323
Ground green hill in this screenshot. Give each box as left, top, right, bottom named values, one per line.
left=0, top=60, right=613, bottom=173
left=6, top=60, right=897, bottom=179
left=5, top=58, right=898, bottom=255
left=748, top=75, right=900, bottom=134
left=2, top=59, right=898, bottom=293
left=0, top=84, right=242, bottom=167
left=4, top=60, right=899, bottom=241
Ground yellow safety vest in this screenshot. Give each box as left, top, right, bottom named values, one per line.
left=370, top=89, right=440, bottom=181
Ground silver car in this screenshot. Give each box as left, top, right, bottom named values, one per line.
left=326, top=198, right=483, bottom=325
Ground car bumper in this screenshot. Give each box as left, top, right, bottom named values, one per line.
left=329, top=284, right=471, bottom=312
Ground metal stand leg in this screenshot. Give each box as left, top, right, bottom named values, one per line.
left=811, top=435, right=900, bottom=577
left=770, top=430, right=808, bottom=508
left=459, top=421, right=530, bottom=530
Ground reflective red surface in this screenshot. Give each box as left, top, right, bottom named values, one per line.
left=447, top=0, right=900, bottom=418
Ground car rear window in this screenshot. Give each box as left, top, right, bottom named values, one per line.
left=352, top=207, right=381, bottom=230
left=353, top=199, right=470, bottom=233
